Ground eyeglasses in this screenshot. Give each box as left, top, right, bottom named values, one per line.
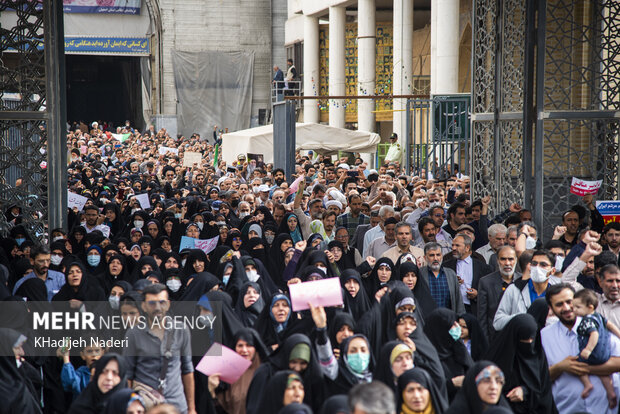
left=433, top=213, right=446, bottom=218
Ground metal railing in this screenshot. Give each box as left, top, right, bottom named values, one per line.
left=271, top=80, right=302, bottom=107
left=404, top=95, right=471, bottom=178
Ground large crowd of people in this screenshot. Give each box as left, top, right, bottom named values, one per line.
left=2, top=120, right=620, bottom=414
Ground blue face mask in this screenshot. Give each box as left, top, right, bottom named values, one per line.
left=347, top=352, right=370, bottom=374
left=87, top=255, right=101, bottom=267
left=222, top=274, right=230, bottom=286
left=15, top=238, right=25, bottom=246
left=448, top=325, right=462, bottom=341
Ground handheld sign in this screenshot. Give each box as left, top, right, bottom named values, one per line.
left=183, top=151, right=202, bottom=167
left=289, top=277, right=344, bottom=312
left=570, top=177, right=602, bottom=196
left=134, top=193, right=151, bottom=210
left=68, top=191, right=88, bottom=211
left=196, top=343, right=252, bottom=384
left=179, top=236, right=219, bottom=255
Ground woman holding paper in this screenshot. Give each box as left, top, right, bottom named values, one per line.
left=208, top=328, right=269, bottom=414
left=253, top=293, right=313, bottom=349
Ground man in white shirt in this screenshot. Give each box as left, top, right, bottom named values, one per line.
left=542, top=283, right=620, bottom=413
left=82, top=205, right=110, bottom=238
left=476, top=223, right=507, bottom=264
left=363, top=205, right=394, bottom=257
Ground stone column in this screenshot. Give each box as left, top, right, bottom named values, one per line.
left=303, top=15, right=320, bottom=123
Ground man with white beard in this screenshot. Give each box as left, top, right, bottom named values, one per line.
left=477, top=246, right=521, bottom=341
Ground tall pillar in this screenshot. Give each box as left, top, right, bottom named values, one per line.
left=358, top=0, right=376, bottom=133
left=431, top=0, right=459, bottom=94
left=329, top=6, right=346, bottom=128
left=303, top=15, right=320, bottom=123
left=393, top=0, right=413, bottom=155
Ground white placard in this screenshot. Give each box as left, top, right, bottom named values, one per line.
left=134, top=193, right=151, bottom=210
left=68, top=191, right=88, bottom=211
left=183, top=151, right=203, bottom=167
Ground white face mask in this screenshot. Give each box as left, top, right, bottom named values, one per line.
left=239, top=211, right=250, bottom=219
left=316, top=265, right=327, bottom=274
left=167, top=279, right=182, bottom=292
left=134, top=220, right=144, bottom=229
left=246, top=269, right=260, bottom=282
left=53, top=236, right=64, bottom=242
left=555, top=256, right=565, bottom=272
left=50, top=255, right=63, bottom=266
left=108, top=295, right=120, bottom=310
left=181, top=258, right=187, bottom=267
left=196, top=222, right=204, bottom=230
left=525, top=236, right=537, bottom=250
left=530, top=266, right=550, bottom=283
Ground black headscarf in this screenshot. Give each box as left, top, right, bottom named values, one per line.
left=340, top=269, right=372, bottom=320
left=328, top=311, right=357, bottom=353
left=100, top=254, right=135, bottom=295
left=270, top=333, right=325, bottom=410
left=297, top=250, right=333, bottom=278
left=235, top=282, right=265, bottom=328
left=319, top=394, right=349, bottom=414
left=328, top=334, right=375, bottom=396
left=526, top=298, right=549, bottom=354
left=363, top=257, right=395, bottom=296
left=180, top=272, right=222, bottom=302
left=14, top=277, right=47, bottom=302
left=424, top=308, right=474, bottom=399
left=52, top=261, right=106, bottom=302
left=68, top=353, right=128, bottom=414
left=444, top=361, right=512, bottom=414
left=102, top=203, right=125, bottom=239
left=373, top=340, right=413, bottom=394
left=400, top=260, right=437, bottom=324
left=256, top=370, right=304, bottom=414
left=484, top=314, right=553, bottom=414
left=0, top=328, right=42, bottom=414
left=180, top=249, right=208, bottom=282
left=232, top=327, right=270, bottom=363
left=397, top=367, right=449, bottom=414
left=205, top=290, right=245, bottom=348
left=102, top=388, right=144, bottom=414
left=131, top=256, right=159, bottom=281
left=459, top=313, right=489, bottom=361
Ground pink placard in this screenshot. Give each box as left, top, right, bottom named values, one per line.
left=289, top=277, right=344, bottom=312
left=289, top=174, right=305, bottom=195
left=195, top=343, right=252, bottom=384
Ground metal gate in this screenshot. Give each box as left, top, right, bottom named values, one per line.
left=0, top=0, right=67, bottom=240
left=471, top=0, right=620, bottom=239
left=405, top=95, right=471, bottom=179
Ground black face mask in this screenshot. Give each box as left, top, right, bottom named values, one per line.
left=231, top=199, right=240, bottom=208
left=517, top=340, right=535, bottom=356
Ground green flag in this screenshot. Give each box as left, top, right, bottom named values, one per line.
left=213, top=143, right=220, bottom=167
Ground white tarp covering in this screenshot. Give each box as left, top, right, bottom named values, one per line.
left=221, top=123, right=380, bottom=164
